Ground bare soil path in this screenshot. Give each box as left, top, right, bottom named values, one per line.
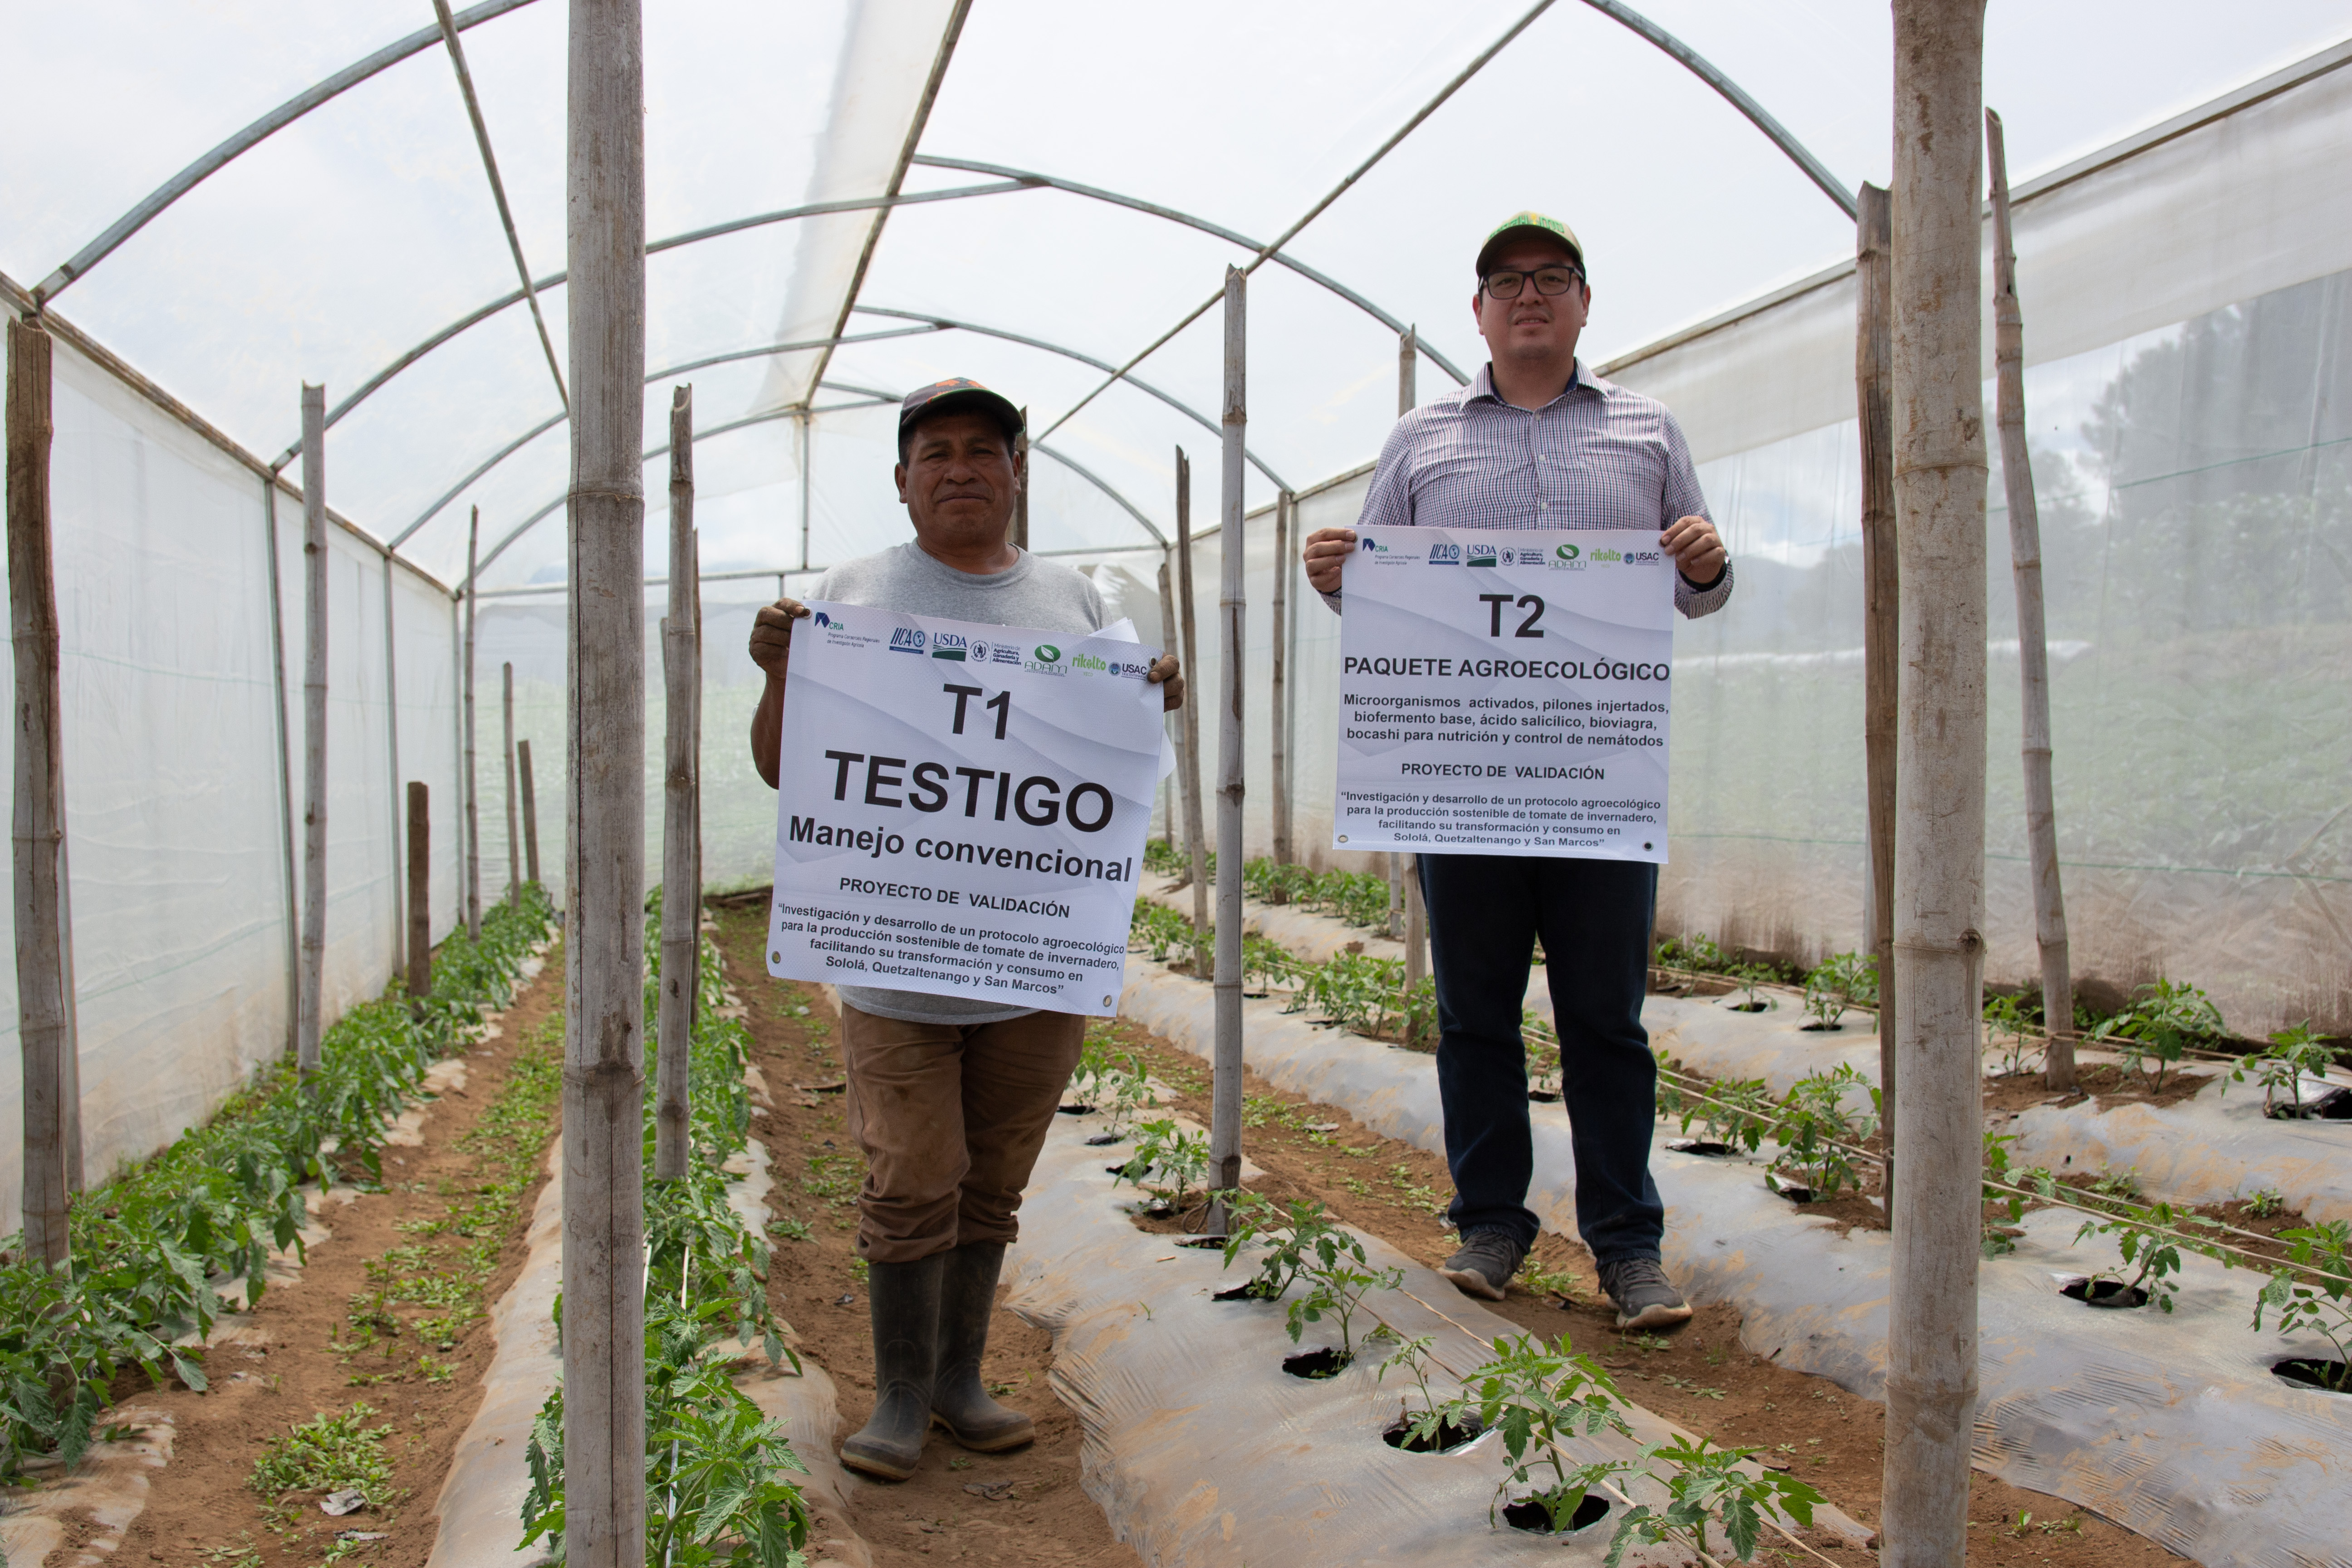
left=708, top=897, right=1141, bottom=1568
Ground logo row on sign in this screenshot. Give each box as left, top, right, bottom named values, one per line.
left=1357, top=539, right=1661, bottom=569
left=810, top=612, right=1150, bottom=679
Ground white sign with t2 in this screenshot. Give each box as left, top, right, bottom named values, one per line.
left=765, top=604, right=1164, bottom=1014
left=1334, top=527, right=1674, bottom=863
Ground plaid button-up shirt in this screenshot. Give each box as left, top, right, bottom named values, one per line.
left=1328, top=360, right=1733, bottom=618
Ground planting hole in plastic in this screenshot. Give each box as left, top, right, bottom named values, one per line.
left=1212, top=1280, right=1274, bottom=1301
left=2060, top=1279, right=2148, bottom=1309
left=2268, top=1087, right=2352, bottom=1121
left=1764, top=1170, right=1814, bottom=1204
left=1283, top=1347, right=1352, bottom=1379
left=1382, top=1413, right=1483, bottom=1454
left=1501, top=1494, right=1610, bottom=1534
left=1084, top=1132, right=1121, bottom=1147
left=1666, top=1138, right=1736, bottom=1156
left=1058, top=1103, right=1094, bottom=1115
left=1174, top=1235, right=1225, bottom=1250
left=2272, top=1357, right=2352, bottom=1393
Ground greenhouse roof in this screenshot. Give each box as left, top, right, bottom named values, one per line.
left=5, top=0, right=2348, bottom=594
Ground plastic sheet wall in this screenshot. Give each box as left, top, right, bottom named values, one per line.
left=1603, top=66, right=2352, bottom=1036
left=0, top=330, right=467, bottom=1235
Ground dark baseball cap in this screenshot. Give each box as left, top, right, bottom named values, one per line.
left=898, top=377, right=1024, bottom=456
left=1475, top=211, right=1586, bottom=279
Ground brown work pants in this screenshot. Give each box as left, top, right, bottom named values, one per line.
left=840, top=1003, right=1087, bottom=1264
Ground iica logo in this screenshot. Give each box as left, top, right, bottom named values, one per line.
left=1466, top=543, right=1499, bottom=568
left=887, top=627, right=926, bottom=654
left=1427, top=540, right=1462, bottom=565
left=1555, top=543, right=1580, bottom=561
left=931, top=632, right=970, bottom=661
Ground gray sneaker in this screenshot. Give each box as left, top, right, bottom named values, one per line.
left=1436, top=1229, right=1527, bottom=1302
left=1598, top=1257, right=1693, bottom=1330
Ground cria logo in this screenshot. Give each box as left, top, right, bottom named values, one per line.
left=1360, top=536, right=1380, bottom=552
left=1427, top=541, right=1461, bottom=565
left=887, top=627, right=926, bottom=654
left=1072, top=652, right=1107, bottom=674
left=1592, top=549, right=1623, bottom=564
left=931, top=632, right=970, bottom=661
left=813, top=610, right=840, bottom=628
left=1555, top=543, right=1580, bottom=561
left=1466, top=544, right=1499, bottom=568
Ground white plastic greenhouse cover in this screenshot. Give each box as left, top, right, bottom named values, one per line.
left=4, top=0, right=2352, bottom=1227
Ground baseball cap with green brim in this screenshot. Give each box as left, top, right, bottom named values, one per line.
left=1475, top=212, right=1586, bottom=279
left=898, top=377, right=1025, bottom=457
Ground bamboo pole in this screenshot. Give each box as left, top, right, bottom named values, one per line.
left=518, top=738, right=541, bottom=885
left=656, top=385, right=697, bottom=1183
left=1270, top=490, right=1290, bottom=865
left=1013, top=406, right=1029, bottom=552
left=1210, top=265, right=1247, bottom=1218
left=1174, top=448, right=1208, bottom=941
left=564, top=0, right=649, bottom=1560
left=1157, top=557, right=1189, bottom=864
left=10, top=317, right=72, bottom=1264
left=1987, top=108, right=2076, bottom=1093
left=503, top=661, right=520, bottom=901
left=1883, top=3, right=1988, bottom=1560
left=299, top=384, right=329, bottom=1082
left=1396, top=327, right=1427, bottom=997
left=406, top=782, right=432, bottom=1004
left=1857, top=181, right=1900, bottom=1199
left=464, top=506, right=481, bottom=943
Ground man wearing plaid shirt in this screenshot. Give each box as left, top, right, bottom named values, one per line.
left=1303, top=213, right=1730, bottom=1330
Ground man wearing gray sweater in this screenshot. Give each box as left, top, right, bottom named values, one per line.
left=750, top=379, right=1184, bottom=1480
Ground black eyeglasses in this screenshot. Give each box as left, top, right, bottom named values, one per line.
left=1482, top=266, right=1584, bottom=300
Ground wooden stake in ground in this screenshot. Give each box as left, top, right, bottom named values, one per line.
left=464, top=507, right=481, bottom=943
left=1013, top=405, right=1029, bottom=552
left=518, top=738, right=540, bottom=885
left=1270, top=489, right=1290, bottom=866
left=1884, top=3, right=1988, bottom=1561
left=299, top=383, right=329, bottom=1081
left=9, top=317, right=73, bottom=1265
left=1856, top=181, right=1900, bottom=1197
left=1174, top=448, right=1209, bottom=942
left=656, top=384, right=698, bottom=1184
left=1986, top=108, right=2076, bottom=1092
left=1396, top=328, right=1428, bottom=1011
left=565, top=0, right=649, bottom=1561
left=406, top=782, right=432, bottom=1004
left=1157, top=557, right=1192, bottom=864
left=503, top=663, right=520, bottom=902
left=1210, top=265, right=1248, bottom=1217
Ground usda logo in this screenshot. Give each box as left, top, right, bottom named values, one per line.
left=1466, top=543, right=1499, bottom=568
left=931, top=632, right=970, bottom=661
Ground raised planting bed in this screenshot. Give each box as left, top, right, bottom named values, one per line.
left=1118, top=962, right=2352, bottom=1568
left=1004, top=1107, right=1876, bottom=1564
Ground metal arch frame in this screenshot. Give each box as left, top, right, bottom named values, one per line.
left=33, top=0, right=544, bottom=305
left=391, top=309, right=1273, bottom=552
left=852, top=306, right=1292, bottom=489
left=908, top=155, right=1467, bottom=387
left=461, top=380, right=1163, bottom=592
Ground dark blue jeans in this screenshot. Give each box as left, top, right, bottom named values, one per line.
left=1417, top=853, right=1663, bottom=1265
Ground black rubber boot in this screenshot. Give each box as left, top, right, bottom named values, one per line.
left=930, top=1241, right=1034, bottom=1451
left=839, top=1254, right=944, bottom=1480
